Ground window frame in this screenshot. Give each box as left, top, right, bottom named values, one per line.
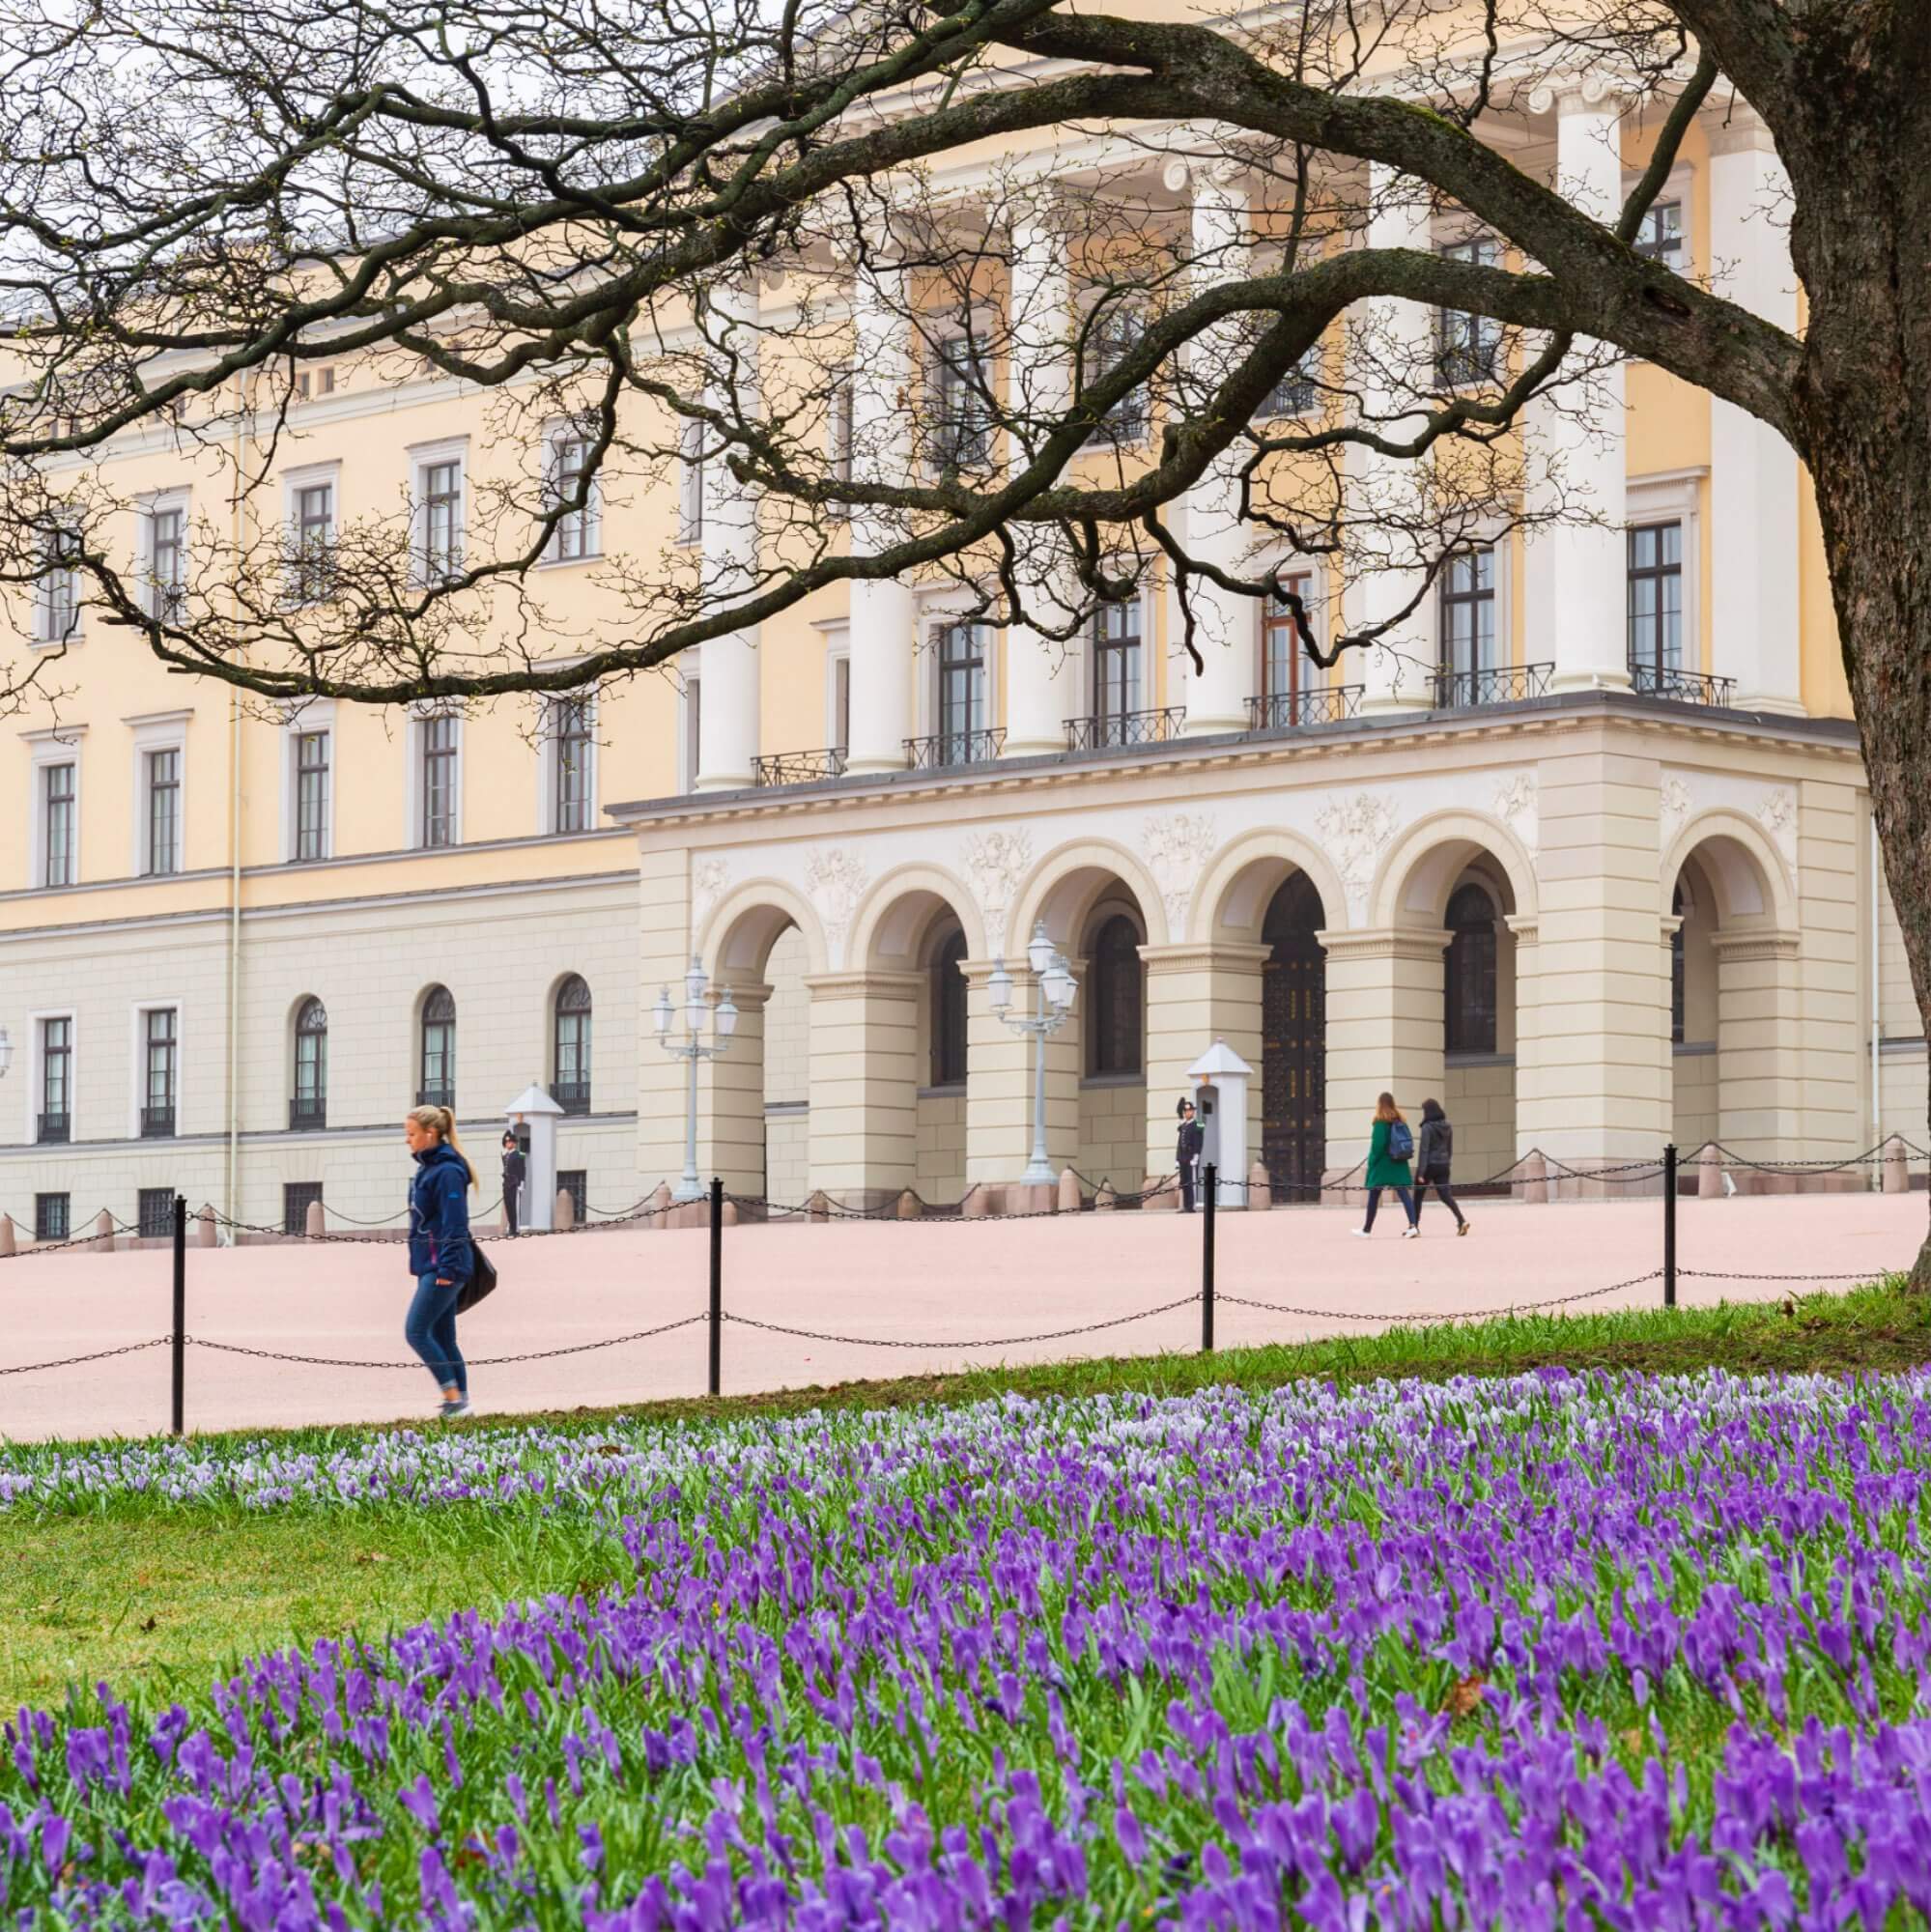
left=679, top=667, right=703, bottom=792
left=1443, top=883, right=1500, bottom=1058
left=30, top=1009, right=75, bottom=1147
left=34, top=521, right=83, bottom=646
left=282, top=466, right=340, bottom=606
left=1085, top=912, right=1146, bottom=1078
left=1437, top=546, right=1499, bottom=677
left=552, top=974, right=593, bottom=1113
left=412, top=709, right=463, bottom=849
left=144, top=492, right=189, bottom=623
left=127, top=711, right=190, bottom=881
left=1093, top=597, right=1146, bottom=726
left=927, top=926, right=970, bottom=1091
left=418, top=984, right=457, bottom=1106
left=1079, top=296, right=1150, bottom=449
left=677, top=418, right=705, bottom=547
left=925, top=324, right=996, bottom=474
left=142, top=745, right=184, bottom=877
left=34, top=1193, right=71, bottom=1243
left=39, top=753, right=78, bottom=890
left=1434, top=235, right=1502, bottom=387
left=545, top=692, right=597, bottom=835
left=545, top=426, right=603, bottom=562
left=934, top=618, right=988, bottom=760
left=130, top=999, right=182, bottom=1139
left=412, top=441, right=468, bottom=586
left=293, top=996, right=328, bottom=1126
left=1262, top=570, right=1320, bottom=703
left=1254, top=343, right=1323, bottom=422
left=1627, top=520, right=1686, bottom=677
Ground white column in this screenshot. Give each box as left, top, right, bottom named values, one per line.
left=1709, top=114, right=1803, bottom=714
left=844, top=260, right=918, bottom=776
left=1176, top=158, right=1258, bottom=737
left=1540, top=85, right=1630, bottom=694
left=1003, top=207, right=1084, bottom=758
left=1347, top=164, right=1436, bottom=713
left=696, top=276, right=762, bottom=790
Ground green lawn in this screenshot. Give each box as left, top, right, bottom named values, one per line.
left=3, top=1276, right=1923, bottom=1711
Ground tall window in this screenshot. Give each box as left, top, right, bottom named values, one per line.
left=1670, top=882, right=1687, bottom=1047
left=682, top=676, right=702, bottom=790
left=678, top=421, right=705, bottom=545
left=1439, top=548, right=1497, bottom=676
left=929, top=333, right=993, bottom=469
left=1257, top=344, right=1321, bottom=421
left=550, top=435, right=599, bottom=559
left=936, top=622, right=986, bottom=760
left=1436, top=238, right=1500, bottom=385
left=142, top=1007, right=178, bottom=1136
left=295, top=729, right=330, bottom=861
left=929, top=928, right=968, bottom=1088
left=1627, top=523, right=1684, bottom=677
left=418, top=459, right=463, bottom=582
left=42, top=761, right=75, bottom=888
left=1093, top=600, right=1144, bottom=732
left=419, top=985, right=456, bottom=1106
left=420, top=715, right=458, bottom=847
left=144, top=748, right=182, bottom=876
left=1633, top=201, right=1684, bottom=268
left=293, top=997, right=327, bottom=1127
left=552, top=697, right=593, bottom=833
left=1083, top=303, right=1148, bottom=445
left=553, top=975, right=593, bottom=1113
left=1088, top=914, right=1145, bottom=1076
left=1443, top=884, right=1498, bottom=1056
left=1264, top=576, right=1315, bottom=703
left=829, top=380, right=855, bottom=490
left=39, top=1016, right=71, bottom=1143
left=289, top=482, right=335, bottom=602
left=37, top=526, right=81, bottom=643
left=832, top=654, right=852, bottom=753
left=150, top=506, right=185, bottom=620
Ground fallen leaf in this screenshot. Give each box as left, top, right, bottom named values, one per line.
left=1443, top=1675, right=1487, bottom=1719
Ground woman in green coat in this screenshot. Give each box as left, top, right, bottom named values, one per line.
left=1352, top=1092, right=1420, bottom=1238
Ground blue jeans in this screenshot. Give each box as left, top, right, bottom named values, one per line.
left=405, top=1271, right=467, bottom=1395
left=1362, top=1185, right=1417, bottom=1232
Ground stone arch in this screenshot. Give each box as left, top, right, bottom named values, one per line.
left=1191, top=828, right=1349, bottom=945
left=1660, top=810, right=1797, bottom=931
left=848, top=863, right=988, bottom=971
left=696, top=878, right=829, bottom=980
left=1369, top=810, right=1538, bottom=931
left=1007, top=837, right=1170, bottom=957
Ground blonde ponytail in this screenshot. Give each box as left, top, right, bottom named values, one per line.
left=408, top=1103, right=479, bottom=1190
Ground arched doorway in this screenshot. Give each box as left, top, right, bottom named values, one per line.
left=1261, top=874, right=1325, bottom=1203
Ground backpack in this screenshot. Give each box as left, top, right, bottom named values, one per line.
left=1386, top=1119, right=1414, bottom=1163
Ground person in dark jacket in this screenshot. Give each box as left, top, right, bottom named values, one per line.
left=1413, top=1097, right=1470, bottom=1236
left=405, top=1103, right=477, bottom=1418
left=1176, top=1096, right=1205, bottom=1212
left=1352, top=1092, right=1419, bottom=1238
left=500, top=1130, right=527, bottom=1237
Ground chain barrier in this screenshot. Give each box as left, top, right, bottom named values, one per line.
left=720, top=1294, right=1202, bottom=1351
left=1217, top=1269, right=1666, bottom=1327
left=183, top=1313, right=706, bottom=1373
left=0, top=1337, right=170, bottom=1377
left=1675, top=1265, right=1907, bottom=1285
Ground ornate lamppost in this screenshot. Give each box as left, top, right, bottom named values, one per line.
left=653, top=958, right=738, bottom=1203
left=988, top=921, right=1077, bottom=1187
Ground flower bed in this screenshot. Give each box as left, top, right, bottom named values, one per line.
left=6, top=1370, right=1931, bottom=1926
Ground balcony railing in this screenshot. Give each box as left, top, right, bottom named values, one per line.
left=1630, top=663, right=1737, bottom=708
left=552, top=1080, right=592, bottom=1118
left=35, top=1111, right=70, bottom=1146
left=1245, top=685, right=1365, bottom=732
left=753, top=748, right=848, bottom=787
left=139, top=1104, right=176, bottom=1140
left=289, top=1096, right=327, bottom=1132
left=1064, top=706, right=1187, bottom=753
left=415, top=1086, right=455, bottom=1111
left=1434, top=662, right=1553, bottom=711
left=903, top=727, right=1005, bottom=771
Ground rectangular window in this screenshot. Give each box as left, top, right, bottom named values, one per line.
left=1436, top=238, right=1501, bottom=385
left=295, top=729, right=330, bottom=861
left=1257, top=345, right=1322, bottom=421
left=420, top=715, right=458, bottom=847
left=682, top=675, right=702, bottom=791
left=37, top=526, right=81, bottom=643
left=557, top=1169, right=588, bottom=1225
left=1438, top=548, right=1497, bottom=676
left=1627, top=522, right=1684, bottom=675
left=294, top=366, right=336, bottom=401
left=1263, top=576, right=1315, bottom=702
left=42, top=761, right=75, bottom=889
left=283, top=1181, right=324, bottom=1236
left=832, top=653, right=852, bottom=753
left=137, top=1189, right=175, bottom=1240
left=1093, top=601, right=1144, bottom=731
left=290, top=482, right=335, bottom=602
left=150, top=506, right=185, bottom=621
left=418, top=459, right=463, bottom=582
left=1633, top=201, right=1684, bottom=268
left=552, top=697, right=593, bottom=834
left=830, top=379, right=854, bottom=494
left=144, top=748, right=182, bottom=876
left=39, top=1016, right=71, bottom=1144
left=550, top=435, right=599, bottom=560
left=936, top=622, right=986, bottom=761
left=35, top=1193, right=70, bottom=1243
left=142, top=1007, right=177, bottom=1137
left=929, top=334, right=993, bottom=470
left=678, top=423, right=705, bottom=545
left=1083, top=305, right=1148, bottom=446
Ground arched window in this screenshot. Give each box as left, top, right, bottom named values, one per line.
left=1443, top=884, right=1498, bottom=1056
left=553, top=975, right=593, bottom=1115
left=1670, top=882, right=1687, bottom=1046
left=419, top=985, right=456, bottom=1106
left=1088, top=914, right=1145, bottom=1076
left=292, top=997, right=327, bottom=1129
left=930, top=928, right=969, bottom=1088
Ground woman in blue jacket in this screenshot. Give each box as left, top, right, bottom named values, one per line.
left=404, top=1103, right=477, bottom=1418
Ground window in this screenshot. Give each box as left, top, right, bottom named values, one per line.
left=553, top=975, right=593, bottom=1114
left=936, top=622, right=986, bottom=762
left=1444, top=884, right=1497, bottom=1056
left=549, top=433, right=600, bottom=560
left=829, top=379, right=854, bottom=496
left=142, top=1007, right=178, bottom=1137
left=1093, top=600, right=1144, bottom=732
left=1633, top=201, right=1684, bottom=268
left=1627, top=522, right=1684, bottom=676
left=293, top=997, right=327, bottom=1129
left=294, top=366, right=336, bottom=401
left=928, top=333, right=993, bottom=470
left=419, top=714, right=458, bottom=847
left=1257, top=345, right=1322, bottom=421
left=1439, top=548, right=1497, bottom=676
left=1088, top=915, right=1145, bottom=1076
left=143, top=747, right=182, bottom=876
left=149, top=506, right=186, bottom=620
left=557, top=1169, right=588, bottom=1225
left=1083, top=304, right=1148, bottom=445
left=1264, top=576, right=1315, bottom=702
left=36, top=526, right=81, bottom=644
left=283, top=1181, right=324, bottom=1236
left=295, top=729, right=330, bottom=861
left=831, top=652, right=852, bottom=753
left=419, top=985, right=456, bottom=1106
left=1436, top=238, right=1500, bottom=385
left=929, top=928, right=968, bottom=1089
left=36, top=1194, right=71, bottom=1243
left=417, top=458, right=464, bottom=582
left=678, top=421, right=705, bottom=545
left=288, top=481, right=335, bottom=603
left=681, top=674, right=702, bottom=791
left=42, top=761, right=75, bottom=889
left=551, top=697, right=594, bottom=834
left=138, top=1189, right=175, bottom=1240
left=39, top=1016, right=71, bottom=1144
left=1670, top=883, right=1687, bottom=1047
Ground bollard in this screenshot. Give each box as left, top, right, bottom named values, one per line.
left=554, top=1187, right=576, bottom=1232
left=93, top=1208, right=116, bottom=1254
left=171, top=1196, right=186, bottom=1435
left=1057, top=1168, right=1082, bottom=1215
left=1884, top=1138, right=1910, bottom=1195
left=304, top=1198, right=326, bottom=1239
left=895, top=1188, right=922, bottom=1220
left=1697, top=1148, right=1723, bottom=1199
left=196, top=1204, right=217, bottom=1249
left=1247, top=1159, right=1271, bottom=1212
left=1141, top=1174, right=1176, bottom=1212
left=0, top=1215, right=14, bottom=1259
left=1515, top=1150, right=1548, bottom=1206
left=648, top=1180, right=672, bottom=1226
left=708, top=1177, right=724, bottom=1398
left=1662, top=1144, right=1677, bottom=1310
left=1094, top=1180, right=1118, bottom=1212
left=1201, top=1163, right=1217, bottom=1352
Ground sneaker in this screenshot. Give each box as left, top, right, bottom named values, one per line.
left=1457, top=1219, right=1471, bottom=1236
left=1401, top=1226, right=1419, bottom=1239
left=1350, top=1228, right=1373, bottom=1238
left=439, top=1396, right=470, bottom=1420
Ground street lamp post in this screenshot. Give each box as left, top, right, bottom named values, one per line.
left=988, top=921, right=1078, bottom=1187
left=653, top=957, right=739, bottom=1203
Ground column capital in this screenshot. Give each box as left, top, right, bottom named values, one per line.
left=1528, top=71, right=1638, bottom=118
left=1136, top=940, right=1273, bottom=976
left=802, top=969, right=924, bottom=1002
left=1504, top=914, right=1540, bottom=947
left=1707, top=929, right=1801, bottom=964
left=1704, top=103, right=1779, bottom=158
left=1316, top=924, right=1451, bottom=962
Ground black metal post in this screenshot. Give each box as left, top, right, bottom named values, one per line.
left=170, top=1194, right=186, bottom=1435
left=708, top=1176, right=724, bottom=1397
left=1662, top=1144, right=1677, bottom=1310
left=1201, top=1162, right=1217, bottom=1353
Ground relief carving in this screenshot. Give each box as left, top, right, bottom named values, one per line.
left=1143, top=812, right=1219, bottom=935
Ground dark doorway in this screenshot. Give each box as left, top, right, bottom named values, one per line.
left=1262, top=873, right=1326, bottom=1203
